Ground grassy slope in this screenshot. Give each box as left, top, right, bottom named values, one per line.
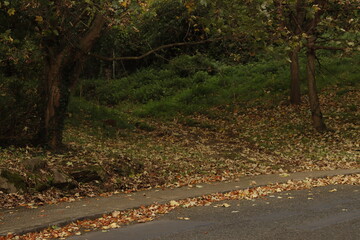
left=0, top=53, right=359, bottom=207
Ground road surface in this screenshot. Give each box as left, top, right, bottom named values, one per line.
left=69, top=184, right=360, bottom=240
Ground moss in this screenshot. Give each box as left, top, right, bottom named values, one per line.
left=70, top=165, right=105, bottom=183
left=135, top=121, right=156, bottom=132
left=0, top=169, right=27, bottom=191
left=34, top=182, right=51, bottom=192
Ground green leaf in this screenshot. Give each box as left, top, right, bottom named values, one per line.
left=7, top=8, right=15, bottom=16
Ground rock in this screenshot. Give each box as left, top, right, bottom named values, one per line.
left=0, top=169, right=26, bottom=193
left=22, top=157, right=47, bottom=172
left=0, top=175, right=18, bottom=193
left=111, top=158, right=144, bottom=177
left=52, top=168, right=72, bottom=184
left=50, top=168, right=76, bottom=189
left=70, top=166, right=104, bottom=183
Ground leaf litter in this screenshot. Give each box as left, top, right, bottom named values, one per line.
left=0, top=87, right=359, bottom=209
left=1, top=174, right=359, bottom=240
left=0, top=86, right=359, bottom=238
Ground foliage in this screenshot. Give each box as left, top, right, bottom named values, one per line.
left=316, top=53, right=360, bottom=89
left=0, top=0, right=139, bottom=147
left=87, top=0, right=266, bottom=79
left=168, top=54, right=219, bottom=76
left=77, top=52, right=359, bottom=120
left=253, top=0, right=360, bottom=51
left=1, top=77, right=358, bottom=211
left=0, top=75, right=40, bottom=144
left=132, top=56, right=291, bottom=118
left=77, top=54, right=221, bottom=105
left=1, top=0, right=359, bottom=146
left=67, top=97, right=132, bottom=136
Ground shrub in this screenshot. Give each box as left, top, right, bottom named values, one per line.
left=77, top=55, right=220, bottom=106
left=0, top=76, right=40, bottom=145
left=167, top=54, right=220, bottom=77
left=77, top=53, right=359, bottom=120
left=67, top=97, right=131, bottom=131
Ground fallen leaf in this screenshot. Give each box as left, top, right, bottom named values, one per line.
left=279, top=173, right=290, bottom=177
left=112, top=211, right=121, bottom=217
left=109, top=223, right=119, bottom=229
left=170, top=200, right=180, bottom=207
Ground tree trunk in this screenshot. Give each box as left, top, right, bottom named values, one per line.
left=289, top=0, right=306, bottom=105
left=36, top=49, right=72, bottom=149
left=112, top=50, right=116, bottom=79
left=306, top=37, right=326, bottom=132
left=289, top=46, right=301, bottom=105
left=36, top=14, right=105, bottom=149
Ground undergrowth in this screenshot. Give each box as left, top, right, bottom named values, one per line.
left=0, top=53, right=358, bottom=206
left=72, top=53, right=359, bottom=122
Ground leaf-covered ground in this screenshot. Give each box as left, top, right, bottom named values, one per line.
left=0, top=85, right=359, bottom=209
left=3, top=174, right=360, bottom=240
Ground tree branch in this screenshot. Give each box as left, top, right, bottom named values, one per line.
left=314, top=45, right=346, bottom=51
left=88, top=38, right=222, bottom=61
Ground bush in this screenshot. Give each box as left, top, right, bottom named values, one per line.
left=133, top=58, right=294, bottom=118
left=77, top=54, right=221, bottom=106
left=77, top=53, right=360, bottom=120
left=167, top=54, right=220, bottom=77
left=0, top=76, right=40, bottom=144
left=317, top=54, right=360, bottom=88
left=67, top=97, right=131, bottom=131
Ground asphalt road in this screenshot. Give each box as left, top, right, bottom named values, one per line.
left=69, top=184, right=360, bottom=240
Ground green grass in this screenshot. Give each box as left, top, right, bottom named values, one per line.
left=73, top=53, right=359, bottom=121
left=66, top=97, right=133, bottom=137
left=130, top=57, right=292, bottom=118
left=317, top=53, right=360, bottom=88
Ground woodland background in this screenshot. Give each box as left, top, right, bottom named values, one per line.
left=0, top=0, right=359, bottom=206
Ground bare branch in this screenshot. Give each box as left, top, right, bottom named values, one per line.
left=314, top=45, right=346, bottom=51
left=88, top=38, right=222, bottom=61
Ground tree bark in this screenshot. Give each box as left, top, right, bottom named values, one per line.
left=306, top=37, right=326, bottom=132
left=289, top=46, right=301, bottom=105
left=36, top=14, right=105, bottom=149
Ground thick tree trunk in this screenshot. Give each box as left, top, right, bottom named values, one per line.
left=289, top=46, right=301, bottom=105
left=37, top=50, right=72, bottom=149
left=36, top=14, right=105, bottom=149
left=306, top=37, right=326, bottom=132
left=43, top=73, right=71, bottom=149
